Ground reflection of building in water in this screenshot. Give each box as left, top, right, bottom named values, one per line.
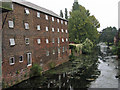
left=97, top=43, right=108, bottom=54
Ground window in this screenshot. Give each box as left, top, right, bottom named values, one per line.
left=45, top=15, right=48, bottom=20
left=52, top=28, right=54, bottom=32
left=57, top=19, right=59, bottom=23
left=58, top=48, right=60, bottom=53
left=25, top=8, right=30, bottom=15
left=52, top=38, right=55, bottom=43
left=37, top=12, right=40, bottom=18
left=25, top=38, right=29, bottom=45
left=57, top=28, right=59, bottom=32
left=53, top=50, right=55, bottom=54
left=52, top=17, right=54, bottom=22
left=8, top=21, right=14, bottom=28
left=46, top=39, right=49, bottom=44
left=66, top=30, right=68, bottom=33
left=46, top=26, right=48, bottom=31
left=58, top=38, right=60, bottom=44
left=37, top=39, right=41, bottom=44
left=61, top=29, right=64, bottom=33
left=9, top=38, right=15, bottom=46
left=27, top=53, right=32, bottom=66
left=46, top=51, right=49, bottom=56
left=66, top=38, right=68, bottom=42
left=9, top=57, right=15, bottom=65
left=63, top=47, right=65, bottom=52
left=37, top=25, right=40, bottom=30
left=25, top=23, right=29, bottom=30
left=19, top=56, right=23, bottom=62
left=65, top=47, right=67, bottom=51
left=65, top=21, right=67, bottom=25
left=61, top=20, right=63, bottom=24
left=62, top=38, right=64, bottom=42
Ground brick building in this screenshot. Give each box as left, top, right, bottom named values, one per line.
left=1, top=0, right=69, bottom=88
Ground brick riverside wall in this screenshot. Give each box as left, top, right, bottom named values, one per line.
left=2, top=2, right=69, bottom=88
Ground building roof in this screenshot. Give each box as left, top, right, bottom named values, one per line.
left=11, top=0, right=67, bottom=21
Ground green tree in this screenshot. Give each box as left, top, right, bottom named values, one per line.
left=69, top=4, right=100, bottom=44
left=99, top=27, right=117, bottom=45
left=60, top=10, right=63, bottom=18
left=72, top=1, right=79, bottom=11
left=65, top=8, right=68, bottom=19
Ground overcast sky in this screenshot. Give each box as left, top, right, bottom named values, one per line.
left=25, top=0, right=119, bottom=31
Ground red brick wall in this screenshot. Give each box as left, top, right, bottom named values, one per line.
left=2, top=2, right=69, bottom=88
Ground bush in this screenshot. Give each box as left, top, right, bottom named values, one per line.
left=49, top=62, right=56, bottom=69
left=30, top=64, right=42, bottom=77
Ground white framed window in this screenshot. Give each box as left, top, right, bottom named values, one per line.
left=66, top=38, right=68, bottom=42
left=65, top=21, right=67, bottom=25
left=52, top=38, right=55, bottom=43
left=12, top=4, right=14, bottom=10
left=19, top=56, right=23, bottom=62
left=46, top=39, right=49, bottom=44
left=53, top=50, right=55, bottom=54
left=27, top=53, right=32, bottom=66
left=37, top=12, right=40, bottom=18
left=57, top=28, right=59, bottom=32
left=25, top=23, right=29, bottom=30
left=52, top=17, right=54, bottom=22
left=61, top=29, right=64, bottom=33
left=9, top=38, right=15, bottom=46
left=66, top=30, right=68, bottom=33
left=58, top=48, right=60, bottom=53
left=37, top=25, right=40, bottom=30
left=37, top=39, right=41, bottom=44
left=57, top=19, right=59, bottom=23
left=9, top=57, right=15, bottom=65
left=61, top=20, right=63, bottom=24
left=58, top=38, right=60, bottom=44
left=45, top=15, right=48, bottom=20
left=25, top=8, right=30, bottom=15
left=62, top=38, right=64, bottom=42
left=63, top=47, right=65, bottom=52
left=46, top=26, right=48, bottom=31
left=8, top=21, right=14, bottom=28
left=25, top=38, right=29, bottom=45
left=52, top=28, right=54, bottom=32
left=46, top=51, right=49, bottom=56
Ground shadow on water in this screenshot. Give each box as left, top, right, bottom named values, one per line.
left=6, top=50, right=101, bottom=89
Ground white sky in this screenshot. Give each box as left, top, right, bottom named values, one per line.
left=26, top=0, right=119, bottom=31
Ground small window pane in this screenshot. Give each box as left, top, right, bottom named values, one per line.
left=25, top=23, right=29, bottom=30
left=25, top=38, right=29, bottom=45
left=58, top=48, right=60, bottom=53
left=61, top=29, right=64, bottom=32
left=46, top=51, right=49, bottom=56
left=19, top=56, right=23, bottom=62
left=27, top=53, right=32, bottom=66
left=65, top=21, right=67, bottom=25
left=46, top=39, right=49, bottom=43
left=62, top=38, right=64, bottom=42
left=57, top=28, right=59, bottom=32
left=37, top=12, right=40, bottom=18
left=66, top=30, right=68, bottom=33
left=46, top=27, right=48, bottom=31
left=10, top=38, right=15, bottom=46
left=52, top=17, right=54, bottom=21
left=63, top=47, right=65, bottom=52
left=45, top=15, right=48, bottom=20
left=9, top=57, right=15, bottom=65
left=58, top=38, right=60, bottom=44
left=52, top=28, right=54, bottom=32
left=37, top=39, right=41, bottom=44
left=61, top=20, right=63, bottom=24
left=8, top=21, right=14, bottom=28
left=37, top=25, right=40, bottom=30
left=66, top=38, right=68, bottom=42
left=57, top=19, right=59, bottom=23
left=52, top=38, right=55, bottom=43
left=53, top=50, right=55, bottom=54
left=25, top=8, right=30, bottom=15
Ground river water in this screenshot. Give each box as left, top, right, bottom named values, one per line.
left=6, top=52, right=119, bottom=89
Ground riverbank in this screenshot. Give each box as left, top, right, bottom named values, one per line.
left=7, top=53, right=100, bottom=89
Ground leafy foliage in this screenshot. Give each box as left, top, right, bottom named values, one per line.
left=82, top=38, right=94, bottom=54
left=30, top=64, right=42, bottom=77
left=49, top=61, right=56, bottom=69
left=65, top=8, right=68, bottom=19
left=69, top=4, right=100, bottom=44
left=60, top=10, right=63, bottom=18
left=99, top=27, right=117, bottom=45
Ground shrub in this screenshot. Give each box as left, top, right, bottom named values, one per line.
left=30, top=64, right=42, bottom=77
left=49, top=62, right=56, bottom=69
